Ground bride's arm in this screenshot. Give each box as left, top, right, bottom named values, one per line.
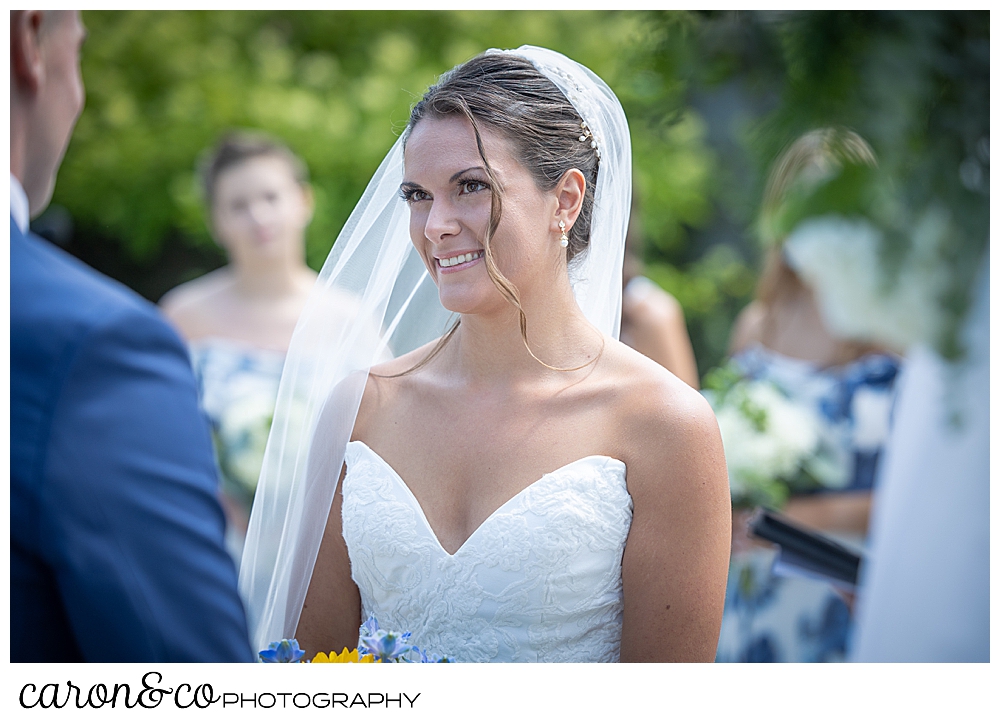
left=618, top=377, right=731, bottom=662
left=295, top=369, right=392, bottom=656
left=295, top=465, right=362, bottom=656
left=294, top=373, right=373, bottom=656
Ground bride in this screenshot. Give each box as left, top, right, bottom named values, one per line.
left=240, top=46, right=730, bottom=663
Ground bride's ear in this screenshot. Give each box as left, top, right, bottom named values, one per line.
left=554, top=168, right=586, bottom=230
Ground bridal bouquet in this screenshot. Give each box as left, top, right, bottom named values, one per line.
left=703, top=364, right=850, bottom=509
left=259, top=616, right=453, bottom=663
left=258, top=638, right=372, bottom=664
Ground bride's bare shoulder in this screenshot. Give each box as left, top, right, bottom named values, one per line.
left=602, top=339, right=724, bottom=487
left=602, top=338, right=705, bottom=414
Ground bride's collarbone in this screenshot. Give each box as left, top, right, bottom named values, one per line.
left=374, top=433, right=608, bottom=491
left=355, top=348, right=659, bottom=515
left=371, top=361, right=627, bottom=427
left=372, top=410, right=616, bottom=478
left=361, top=412, right=614, bottom=493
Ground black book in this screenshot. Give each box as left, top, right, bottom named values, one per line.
left=748, top=507, right=863, bottom=591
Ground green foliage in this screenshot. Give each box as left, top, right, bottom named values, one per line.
left=645, top=246, right=756, bottom=368
left=752, top=10, right=989, bottom=361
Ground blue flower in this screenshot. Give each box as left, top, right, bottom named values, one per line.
left=359, top=615, right=380, bottom=639
left=359, top=629, right=413, bottom=662
left=259, top=639, right=306, bottom=663
left=356, top=615, right=452, bottom=662
left=412, top=646, right=454, bottom=663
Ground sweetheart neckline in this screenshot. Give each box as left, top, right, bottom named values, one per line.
left=346, top=440, right=626, bottom=558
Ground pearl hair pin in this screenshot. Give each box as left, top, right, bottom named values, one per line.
left=578, top=121, right=601, bottom=159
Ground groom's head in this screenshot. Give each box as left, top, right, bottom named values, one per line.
left=10, top=10, right=87, bottom=218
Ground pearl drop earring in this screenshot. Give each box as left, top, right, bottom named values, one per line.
left=559, top=220, right=569, bottom=248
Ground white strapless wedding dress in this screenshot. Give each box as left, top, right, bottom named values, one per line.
left=341, top=441, right=633, bottom=662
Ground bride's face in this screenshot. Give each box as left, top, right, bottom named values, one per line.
left=401, top=115, right=562, bottom=316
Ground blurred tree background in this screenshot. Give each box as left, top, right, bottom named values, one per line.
left=36, top=10, right=987, bottom=378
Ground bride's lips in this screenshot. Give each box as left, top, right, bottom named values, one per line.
left=435, top=249, right=484, bottom=274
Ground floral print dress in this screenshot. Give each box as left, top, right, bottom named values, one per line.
left=714, top=344, right=900, bottom=663
left=190, top=338, right=284, bottom=566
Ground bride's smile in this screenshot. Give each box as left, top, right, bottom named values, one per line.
left=435, top=249, right=484, bottom=270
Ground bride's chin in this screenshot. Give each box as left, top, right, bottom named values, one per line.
left=438, top=295, right=485, bottom=316
left=436, top=286, right=504, bottom=317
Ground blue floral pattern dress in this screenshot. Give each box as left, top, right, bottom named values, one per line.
left=189, top=338, right=285, bottom=566
left=715, top=344, right=900, bottom=663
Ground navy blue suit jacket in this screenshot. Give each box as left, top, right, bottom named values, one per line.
left=11, top=218, right=254, bottom=662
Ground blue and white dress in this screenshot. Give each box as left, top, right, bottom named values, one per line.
left=715, top=344, right=900, bottom=663
left=189, top=338, right=285, bottom=564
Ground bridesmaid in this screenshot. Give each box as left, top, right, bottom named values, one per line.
left=715, top=128, right=902, bottom=662
left=160, top=131, right=317, bottom=563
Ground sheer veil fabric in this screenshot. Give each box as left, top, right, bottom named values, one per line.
left=238, top=45, right=632, bottom=652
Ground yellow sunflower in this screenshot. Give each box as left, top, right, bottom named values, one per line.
left=311, top=648, right=378, bottom=663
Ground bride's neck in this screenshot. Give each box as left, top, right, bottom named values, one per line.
left=449, top=283, right=602, bottom=384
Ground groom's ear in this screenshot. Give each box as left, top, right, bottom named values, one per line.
left=554, top=168, right=586, bottom=229
left=10, top=11, right=47, bottom=96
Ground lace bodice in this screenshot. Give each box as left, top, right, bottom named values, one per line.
left=341, top=441, right=633, bottom=662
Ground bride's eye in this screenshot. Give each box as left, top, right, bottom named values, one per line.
left=399, top=187, right=429, bottom=204
left=458, top=178, right=489, bottom=195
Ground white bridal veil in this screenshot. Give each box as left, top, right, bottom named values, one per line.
left=239, top=45, right=632, bottom=651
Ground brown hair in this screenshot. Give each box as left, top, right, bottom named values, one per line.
left=758, top=127, right=877, bottom=250
left=756, top=127, right=878, bottom=303
left=198, top=130, right=309, bottom=209
left=388, top=51, right=602, bottom=375
left=754, top=128, right=880, bottom=361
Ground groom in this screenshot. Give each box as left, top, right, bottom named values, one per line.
left=10, top=10, right=254, bottom=662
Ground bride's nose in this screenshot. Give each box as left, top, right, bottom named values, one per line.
left=423, top=198, right=461, bottom=244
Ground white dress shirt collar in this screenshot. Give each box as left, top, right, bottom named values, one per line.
left=10, top=173, right=30, bottom=234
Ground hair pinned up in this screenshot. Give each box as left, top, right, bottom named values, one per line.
left=199, top=130, right=310, bottom=209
